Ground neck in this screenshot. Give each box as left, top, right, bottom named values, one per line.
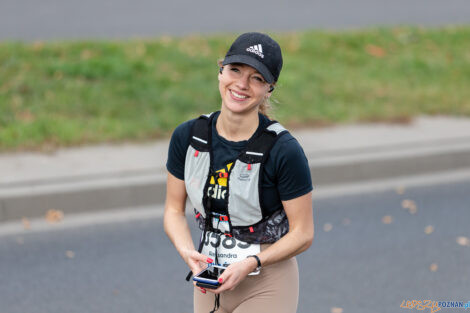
left=217, top=107, right=260, bottom=142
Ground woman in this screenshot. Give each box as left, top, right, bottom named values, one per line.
left=164, top=32, right=314, bottom=313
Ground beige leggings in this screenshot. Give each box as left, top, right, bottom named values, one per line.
left=194, top=257, right=299, bottom=313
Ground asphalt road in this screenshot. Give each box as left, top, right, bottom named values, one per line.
left=1, top=177, right=469, bottom=313
left=1, top=0, right=470, bottom=41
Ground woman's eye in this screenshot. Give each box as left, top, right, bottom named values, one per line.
left=253, top=76, right=264, bottom=82
left=230, top=68, right=240, bottom=72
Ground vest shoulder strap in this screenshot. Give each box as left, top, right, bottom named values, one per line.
left=240, top=121, right=288, bottom=163
left=189, top=112, right=216, bottom=151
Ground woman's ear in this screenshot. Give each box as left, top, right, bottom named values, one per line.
left=219, top=67, right=223, bottom=74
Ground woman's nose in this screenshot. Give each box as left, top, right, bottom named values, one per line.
left=235, top=75, right=250, bottom=90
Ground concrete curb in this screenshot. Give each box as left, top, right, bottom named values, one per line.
left=2, top=137, right=470, bottom=223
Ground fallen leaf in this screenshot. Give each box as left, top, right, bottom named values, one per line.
left=45, top=209, right=64, bottom=224
left=456, top=236, right=470, bottom=247
left=80, top=49, right=93, bottom=60
left=331, top=307, right=343, bottom=313
left=429, top=263, right=438, bottom=272
left=365, top=44, right=386, bottom=58
left=401, top=199, right=415, bottom=209
left=323, top=223, right=333, bottom=232
left=424, top=225, right=434, bottom=235
left=22, top=218, right=31, bottom=230
left=32, top=41, right=44, bottom=51
left=395, top=186, right=405, bottom=195
left=65, top=250, right=75, bottom=259
left=342, top=218, right=351, bottom=226
left=382, top=215, right=393, bottom=224
left=16, top=110, right=35, bottom=123
left=401, top=199, right=417, bottom=214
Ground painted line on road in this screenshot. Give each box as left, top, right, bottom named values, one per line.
left=314, top=167, right=470, bottom=199
left=1, top=168, right=470, bottom=237
left=0, top=204, right=165, bottom=237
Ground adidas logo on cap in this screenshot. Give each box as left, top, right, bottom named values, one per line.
left=246, top=44, right=264, bottom=58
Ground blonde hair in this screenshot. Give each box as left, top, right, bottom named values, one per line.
left=217, top=59, right=274, bottom=118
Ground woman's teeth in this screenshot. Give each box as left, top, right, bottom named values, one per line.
left=231, top=90, right=247, bottom=99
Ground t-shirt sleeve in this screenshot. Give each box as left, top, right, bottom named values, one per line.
left=272, top=135, right=313, bottom=201
left=166, top=119, right=194, bottom=180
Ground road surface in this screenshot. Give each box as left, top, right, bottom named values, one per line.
left=1, top=0, right=470, bottom=41
left=1, top=175, right=469, bottom=313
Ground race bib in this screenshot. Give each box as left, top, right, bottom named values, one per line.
left=200, top=231, right=261, bottom=275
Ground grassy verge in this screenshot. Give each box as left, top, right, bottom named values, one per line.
left=1, top=26, right=470, bottom=151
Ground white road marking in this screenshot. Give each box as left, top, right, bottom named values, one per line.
left=1, top=168, right=470, bottom=237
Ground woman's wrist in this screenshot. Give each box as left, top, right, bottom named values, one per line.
left=245, top=255, right=260, bottom=272
left=180, top=247, right=194, bottom=264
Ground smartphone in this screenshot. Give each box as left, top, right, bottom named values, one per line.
left=193, top=265, right=226, bottom=289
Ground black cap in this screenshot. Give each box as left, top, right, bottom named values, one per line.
left=222, top=32, right=283, bottom=84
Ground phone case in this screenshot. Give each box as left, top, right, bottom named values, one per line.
left=196, top=281, right=219, bottom=289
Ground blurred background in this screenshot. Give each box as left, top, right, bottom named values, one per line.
left=1, top=1, right=470, bottom=312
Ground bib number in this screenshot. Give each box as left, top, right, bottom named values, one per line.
left=201, top=231, right=260, bottom=274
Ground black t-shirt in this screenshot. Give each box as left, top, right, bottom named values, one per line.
left=166, top=112, right=313, bottom=215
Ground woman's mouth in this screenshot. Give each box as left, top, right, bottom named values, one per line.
left=230, top=89, right=249, bottom=101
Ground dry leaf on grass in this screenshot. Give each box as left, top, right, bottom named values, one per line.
left=32, top=41, right=44, bottom=51
left=323, top=223, right=333, bottom=232
left=456, top=236, right=470, bottom=247
left=365, top=44, right=386, bottom=57
left=80, top=49, right=93, bottom=60
left=331, top=307, right=344, bottom=313
left=382, top=215, right=393, bottom=224
left=429, top=263, right=438, bottom=272
left=424, top=225, right=434, bottom=235
left=45, top=209, right=64, bottom=224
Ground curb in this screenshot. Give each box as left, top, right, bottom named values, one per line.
left=1, top=137, right=470, bottom=223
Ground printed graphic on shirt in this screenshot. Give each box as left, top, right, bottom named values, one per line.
left=207, top=162, right=233, bottom=200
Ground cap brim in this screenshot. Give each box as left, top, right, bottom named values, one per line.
left=222, top=55, right=275, bottom=84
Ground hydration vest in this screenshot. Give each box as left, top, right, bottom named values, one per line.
left=184, top=112, right=290, bottom=244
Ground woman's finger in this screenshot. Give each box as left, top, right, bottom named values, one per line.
left=190, top=251, right=213, bottom=264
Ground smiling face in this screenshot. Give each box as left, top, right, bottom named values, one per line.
left=218, top=63, right=272, bottom=115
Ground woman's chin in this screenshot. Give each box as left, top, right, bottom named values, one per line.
left=223, top=101, right=257, bottom=115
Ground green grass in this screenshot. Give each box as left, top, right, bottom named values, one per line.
left=1, top=26, right=470, bottom=151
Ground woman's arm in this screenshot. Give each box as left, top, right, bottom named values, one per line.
left=212, top=191, right=314, bottom=293
left=163, top=172, right=212, bottom=276
left=255, top=191, right=314, bottom=265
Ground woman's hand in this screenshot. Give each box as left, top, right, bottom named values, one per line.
left=184, top=249, right=213, bottom=276
left=207, top=257, right=257, bottom=294
left=183, top=249, right=214, bottom=294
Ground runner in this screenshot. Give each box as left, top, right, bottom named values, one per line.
left=164, top=32, right=314, bottom=313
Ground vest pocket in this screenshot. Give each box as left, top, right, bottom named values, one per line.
left=227, top=160, right=263, bottom=226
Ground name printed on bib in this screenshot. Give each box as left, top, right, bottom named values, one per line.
left=201, top=231, right=260, bottom=274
